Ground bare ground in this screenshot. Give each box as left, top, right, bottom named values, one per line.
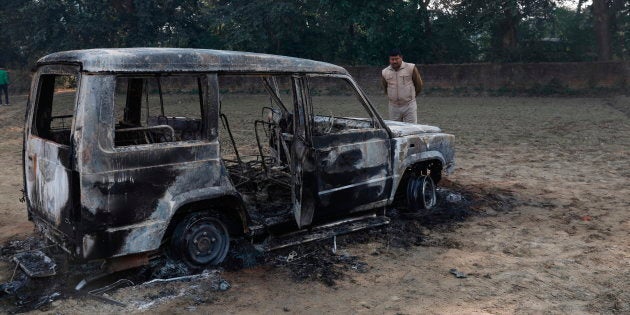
left=0, top=95, right=628, bottom=314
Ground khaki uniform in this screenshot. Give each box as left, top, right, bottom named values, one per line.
left=381, top=62, right=423, bottom=123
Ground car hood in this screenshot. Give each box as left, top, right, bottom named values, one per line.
left=384, top=120, right=442, bottom=137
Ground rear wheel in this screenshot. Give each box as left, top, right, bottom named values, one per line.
left=406, top=175, right=437, bottom=211
left=169, top=213, right=230, bottom=268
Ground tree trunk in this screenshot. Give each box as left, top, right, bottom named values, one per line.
left=493, top=5, right=519, bottom=60
left=418, top=0, right=432, bottom=38
left=501, top=14, right=518, bottom=51
left=592, top=0, right=612, bottom=61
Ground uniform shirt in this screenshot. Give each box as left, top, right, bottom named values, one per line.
left=381, top=62, right=423, bottom=106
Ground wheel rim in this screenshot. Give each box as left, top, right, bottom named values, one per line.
left=407, top=175, right=436, bottom=211
left=182, top=217, right=229, bottom=266
left=421, top=176, right=436, bottom=209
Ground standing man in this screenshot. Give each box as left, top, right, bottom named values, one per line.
left=381, top=49, right=423, bottom=123
left=0, top=66, right=9, bottom=106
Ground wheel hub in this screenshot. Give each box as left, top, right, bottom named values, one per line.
left=194, top=233, right=217, bottom=253
left=185, top=221, right=226, bottom=264
left=170, top=215, right=230, bottom=268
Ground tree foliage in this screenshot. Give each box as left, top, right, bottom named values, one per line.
left=0, top=0, right=627, bottom=67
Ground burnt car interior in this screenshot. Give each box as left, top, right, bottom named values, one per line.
left=217, top=74, right=384, bottom=227
left=218, top=75, right=296, bottom=227
left=111, top=73, right=383, bottom=228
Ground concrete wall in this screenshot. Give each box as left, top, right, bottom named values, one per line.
left=348, top=61, right=629, bottom=96
left=5, top=69, right=32, bottom=96
left=7, top=61, right=629, bottom=96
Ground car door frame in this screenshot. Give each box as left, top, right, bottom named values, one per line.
left=294, top=73, right=393, bottom=225
left=23, top=64, right=82, bottom=239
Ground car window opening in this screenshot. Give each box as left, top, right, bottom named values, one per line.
left=306, top=75, right=377, bottom=137
left=32, top=74, right=78, bottom=145
left=114, top=75, right=206, bottom=147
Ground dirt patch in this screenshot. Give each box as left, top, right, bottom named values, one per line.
left=0, top=95, right=628, bottom=313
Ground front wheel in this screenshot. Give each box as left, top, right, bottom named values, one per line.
left=406, top=175, right=437, bottom=211
left=169, top=213, right=230, bottom=268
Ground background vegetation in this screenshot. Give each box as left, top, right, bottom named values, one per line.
left=0, top=0, right=627, bottom=67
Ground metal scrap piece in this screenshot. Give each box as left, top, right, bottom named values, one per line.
left=88, top=279, right=134, bottom=307
left=449, top=268, right=467, bottom=278
left=29, top=292, right=61, bottom=310
left=12, top=250, right=57, bottom=278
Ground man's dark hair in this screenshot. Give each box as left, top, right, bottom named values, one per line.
left=389, top=48, right=402, bottom=57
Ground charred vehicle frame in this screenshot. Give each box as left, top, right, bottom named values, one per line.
left=23, top=48, right=455, bottom=269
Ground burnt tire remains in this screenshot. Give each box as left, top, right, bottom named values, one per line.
left=170, top=214, right=230, bottom=268
left=406, top=175, right=437, bottom=211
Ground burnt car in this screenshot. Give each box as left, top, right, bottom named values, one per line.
left=23, top=48, right=454, bottom=269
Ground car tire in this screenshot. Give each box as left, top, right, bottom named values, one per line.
left=169, top=213, right=230, bottom=268
left=406, top=175, right=437, bottom=211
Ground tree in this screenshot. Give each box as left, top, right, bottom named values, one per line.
left=592, top=0, right=612, bottom=60
left=0, top=0, right=626, bottom=66
left=591, top=0, right=629, bottom=61
left=455, top=0, right=556, bottom=61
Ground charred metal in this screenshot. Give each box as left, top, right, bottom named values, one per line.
left=23, top=48, right=456, bottom=269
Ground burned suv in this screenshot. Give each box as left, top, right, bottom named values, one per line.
left=24, top=48, right=454, bottom=268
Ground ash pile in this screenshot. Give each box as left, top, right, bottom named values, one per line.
left=243, top=183, right=481, bottom=286
left=0, top=237, right=230, bottom=313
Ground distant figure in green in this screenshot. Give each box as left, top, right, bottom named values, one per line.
left=0, top=66, right=9, bottom=106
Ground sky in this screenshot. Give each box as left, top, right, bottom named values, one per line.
left=561, top=0, right=589, bottom=10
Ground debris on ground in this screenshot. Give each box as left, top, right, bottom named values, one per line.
left=446, top=192, right=463, bottom=203
left=0, top=270, right=28, bottom=295
left=221, top=239, right=265, bottom=271
left=133, top=269, right=228, bottom=310
left=141, top=269, right=228, bottom=289
left=0, top=236, right=232, bottom=312
left=13, top=250, right=57, bottom=277
left=21, top=291, right=61, bottom=310
left=148, top=258, right=193, bottom=279
left=270, top=242, right=369, bottom=287
left=140, top=269, right=228, bottom=291
left=449, top=268, right=468, bottom=278
left=88, top=279, right=133, bottom=307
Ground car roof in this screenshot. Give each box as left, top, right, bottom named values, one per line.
left=37, top=48, right=348, bottom=75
